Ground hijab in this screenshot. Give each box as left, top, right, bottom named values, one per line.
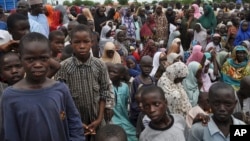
left=94, top=7, right=108, bottom=34
left=192, top=4, right=201, bottom=19
left=55, top=5, right=69, bottom=24
left=198, top=5, right=217, bottom=32
left=183, top=61, right=202, bottom=107
left=167, top=53, right=180, bottom=64
left=126, top=55, right=141, bottom=77
left=201, top=59, right=212, bottom=92
left=150, top=51, right=163, bottom=77
left=193, top=23, right=207, bottom=49
left=100, top=42, right=121, bottom=64
left=186, top=45, right=204, bottom=65
left=234, top=21, right=250, bottom=46
left=172, top=38, right=184, bottom=58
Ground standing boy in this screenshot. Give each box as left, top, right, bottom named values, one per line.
left=55, top=24, right=111, bottom=141
left=188, top=82, right=245, bottom=141
left=0, top=32, right=84, bottom=141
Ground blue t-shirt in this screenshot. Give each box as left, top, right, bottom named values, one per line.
left=1, top=82, right=85, bottom=141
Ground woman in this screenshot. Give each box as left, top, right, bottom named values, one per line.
left=201, top=59, right=213, bottom=92
left=140, top=15, right=156, bottom=42
left=94, top=6, right=107, bottom=34
left=150, top=51, right=166, bottom=77
left=99, top=23, right=114, bottom=55
left=122, top=8, right=136, bottom=42
left=157, top=62, right=192, bottom=117
left=183, top=61, right=203, bottom=107
left=221, top=45, right=250, bottom=90
left=234, top=20, right=250, bottom=46
left=154, top=5, right=168, bottom=41
left=193, top=23, right=207, bottom=50
left=180, top=9, right=197, bottom=50
left=169, top=38, right=184, bottom=59
left=140, top=39, right=157, bottom=58
left=126, top=55, right=141, bottom=77
left=166, top=53, right=181, bottom=66
left=192, top=4, right=201, bottom=19
left=198, top=5, right=217, bottom=33
left=186, top=45, right=205, bottom=67
left=54, top=5, right=69, bottom=25
left=100, top=42, right=121, bottom=64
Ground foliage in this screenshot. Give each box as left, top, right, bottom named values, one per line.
left=104, top=0, right=114, bottom=5
left=71, top=0, right=95, bottom=6
left=117, top=0, right=128, bottom=5
left=151, top=0, right=158, bottom=5
left=63, top=0, right=71, bottom=6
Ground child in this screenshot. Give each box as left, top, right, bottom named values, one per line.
left=205, top=33, right=222, bottom=52
left=0, top=32, right=84, bottom=140
left=139, top=85, right=189, bottom=141
left=95, top=124, right=127, bottom=141
left=186, top=92, right=211, bottom=128
left=126, top=55, right=141, bottom=77
left=188, top=82, right=246, bottom=141
left=0, top=52, right=25, bottom=135
left=48, top=30, right=65, bottom=61
left=234, top=20, right=250, bottom=46
left=55, top=24, right=111, bottom=141
left=129, top=55, right=155, bottom=126
left=109, top=63, right=137, bottom=141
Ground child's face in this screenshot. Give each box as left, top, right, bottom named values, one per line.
left=126, top=59, right=136, bottom=69
left=71, top=31, right=92, bottom=60
left=108, top=65, right=121, bottom=82
left=135, top=94, right=143, bottom=111
left=212, top=37, right=221, bottom=45
left=10, top=20, right=30, bottom=40
left=241, top=21, right=249, bottom=31
left=106, top=50, right=115, bottom=58
left=140, top=59, right=153, bottom=76
left=87, top=21, right=94, bottom=31
left=21, top=41, right=51, bottom=81
left=1, top=54, right=24, bottom=85
left=117, top=31, right=126, bottom=42
left=50, top=35, right=65, bottom=55
left=209, top=89, right=236, bottom=122
left=142, top=92, right=167, bottom=122
left=194, top=24, right=201, bottom=32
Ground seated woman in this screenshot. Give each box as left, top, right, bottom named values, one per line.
left=100, top=42, right=121, bottom=64
left=234, top=20, right=250, bottom=46
left=221, top=45, right=250, bottom=90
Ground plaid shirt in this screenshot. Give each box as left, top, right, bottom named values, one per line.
left=55, top=56, right=110, bottom=124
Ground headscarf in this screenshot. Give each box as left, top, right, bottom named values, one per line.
left=94, top=6, right=108, bottom=34
left=186, top=45, right=204, bottom=65
left=167, top=53, right=180, bottom=64
left=99, top=25, right=114, bottom=54
left=55, top=5, right=69, bottom=24
left=171, top=38, right=184, bottom=58
left=193, top=23, right=207, bottom=49
left=100, top=25, right=111, bottom=39
left=201, top=59, right=212, bottom=92
left=100, top=42, right=121, bottom=64
left=126, top=55, right=141, bottom=77
left=192, top=4, right=201, bottom=19
left=157, top=62, right=192, bottom=117
left=221, top=46, right=250, bottom=90
left=140, top=39, right=156, bottom=58
left=234, top=21, right=250, bottom=46
left=150, top=51, right=163, bottom=77
left=198, top=5, right=217, bottom=32
left=183, top=61, right=202, bottom=107
left=241, top=40, right=250, bottom=51
left=140, top=15, right=156, bottom=39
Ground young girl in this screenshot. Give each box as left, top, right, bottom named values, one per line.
left=139, top=86, right=189, bottom=141
left=234, top=20, right=250, bottom=46
left=129, top=55, right=156, bottom=126
left=109, top=63, right=137, bottom=141
left=1, top=32, right=84, bottom=141
left=126, top=55, right=141, bottom=77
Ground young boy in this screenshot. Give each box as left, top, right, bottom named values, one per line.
left=237, top=76, right=250, bottom=114
left=188, top=82, right=246, bottom=141
left=139, top=85, right=188, bottom=141
left=0, top=32, right=84, bottom=140
left=129, top=55, right=155, bottom=126
left=95, top=124, right=127, bottom=141
left=55, top=24, right=111, bottom=141
left=48, top=30, right=65, bottom=61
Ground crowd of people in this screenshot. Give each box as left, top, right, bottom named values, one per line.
left=0, top=0, right=250, bottom=140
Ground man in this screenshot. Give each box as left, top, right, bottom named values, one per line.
left=16, top=0, right=47, bottom=37
left=28, top=0, right=49, bottom=37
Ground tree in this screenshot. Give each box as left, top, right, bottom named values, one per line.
left=104, top=0, right=114, bottom=5
left=117, top=0, right=128, bottom=5
left=63, top=0, right=71, bottom=6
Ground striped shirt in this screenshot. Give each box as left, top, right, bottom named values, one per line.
left=55, top=56, right=110, bottom=124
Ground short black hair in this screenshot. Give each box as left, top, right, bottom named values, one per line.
left=208, top=82, right=235, bottom=99
left=19, top=32, right=50, bottom=55
left=95, top=124, right=127, bottom=141
left=69, top=24, right=91, bottom=40
left=48, top=30, right=65, bottom=41
left=76, top=14, right=88, bottom=25
left=141, top=85, right=165, bottom=100
left=0, top=52, right=20, bottom=72
left=7, top=13, right=28, bottom=30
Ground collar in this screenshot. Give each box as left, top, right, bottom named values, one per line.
left=73, top=55, right=92, bottom=67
